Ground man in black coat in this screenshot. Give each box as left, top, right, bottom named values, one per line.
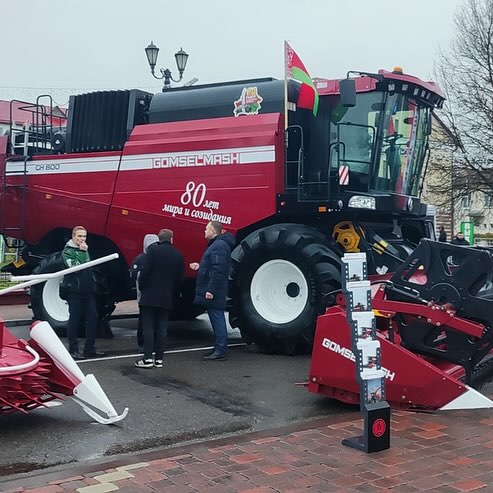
left=451, top=231, right=470, bottom=246
left=130, top=234, right=159, bottom=351
left=190, top=221, right=235, bottom=361
left=135, top=229, right=185, bottom=368
left=450, top=231, right=470, bottom=265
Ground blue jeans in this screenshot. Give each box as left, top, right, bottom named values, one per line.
left=207, top=308, right=227, bottom=355
left=67, top=294, right=98, bottom=354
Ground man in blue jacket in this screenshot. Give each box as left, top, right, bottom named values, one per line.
left=190, top=221, right=235, bottom=361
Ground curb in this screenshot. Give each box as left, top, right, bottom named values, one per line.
left=3, top=314, right=139, bottom=328
left=4, top=319, right=33, bottom=327
left=0, top=412, right=360, bottom=489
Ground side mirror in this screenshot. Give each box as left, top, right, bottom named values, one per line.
left=339, top=78, right=356, bottom=107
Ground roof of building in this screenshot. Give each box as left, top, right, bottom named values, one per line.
left=0, top=100, right=66, bottom=126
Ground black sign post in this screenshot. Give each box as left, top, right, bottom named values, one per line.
left=340, top=253, right=391, bottom=453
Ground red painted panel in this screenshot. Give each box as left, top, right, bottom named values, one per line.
left=125, top=113, right=281, bottom=155
left=107, top=113, right=284, bottom=265
left=4, top=167, right=118, bottom=244
left=3, top=113, right=284, bottom=267
left=32, top=150, right=121, bottom=161
left=309, top=308, right=467, bottom=410
left=315, top=69, right=444, bottom=99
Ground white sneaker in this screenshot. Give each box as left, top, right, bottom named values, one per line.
left=135, top=359, right=153, bottom=368
left=154, top=359, right=163, bottom=368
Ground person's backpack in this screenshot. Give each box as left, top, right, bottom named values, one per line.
left=59, top=277, right=71, bottom=300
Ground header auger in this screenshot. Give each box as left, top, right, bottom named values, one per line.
left=308, top=240, right=493, bottom=411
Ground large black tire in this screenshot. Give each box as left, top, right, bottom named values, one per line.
left=229, top=224, right=342, bottom=355
left=30, top=252, right=115, bottom=338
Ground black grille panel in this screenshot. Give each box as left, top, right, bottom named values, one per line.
left=66, top=89, right=151, bottom=153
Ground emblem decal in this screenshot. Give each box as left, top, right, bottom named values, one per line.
left=233, top=87, right=263, bottom=116
left=372, top=418, right=386, bottom=437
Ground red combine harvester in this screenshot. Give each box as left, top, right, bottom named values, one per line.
left=309, top=240, right=493, bottom=410
left=1, top=68, right=445, bottom=356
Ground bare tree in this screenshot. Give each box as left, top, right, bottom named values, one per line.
left=432, top=0, right=493, bottom=202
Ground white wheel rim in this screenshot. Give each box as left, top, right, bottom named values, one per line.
left=42, top=278, right=69, bottom=322
left=250, top=259, right=309, bottom=324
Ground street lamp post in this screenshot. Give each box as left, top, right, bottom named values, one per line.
left=145, top=41, right=189, bottom=91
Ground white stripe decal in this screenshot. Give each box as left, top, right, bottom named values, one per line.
left=5, top=145, right=276, bottom=176
left=121, top=146, right=276, bottom=171
left=6, top=156, right=120, bottom=175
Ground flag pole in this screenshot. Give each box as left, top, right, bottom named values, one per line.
left=284, top=41, right=289, bottom=130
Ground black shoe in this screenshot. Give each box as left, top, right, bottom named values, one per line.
left=83, top=351, right=106, bottom=358
left=203, top=352, right=227, bottom=361
left=70, top=351, right=86, bottom=360
left=204, top=349, right=214, bottom=357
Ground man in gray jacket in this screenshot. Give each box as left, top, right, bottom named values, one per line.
left=135, top=229, right=185, bottom=368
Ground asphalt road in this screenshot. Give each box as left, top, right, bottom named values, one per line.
left=0, top=315, right=352, bottom=482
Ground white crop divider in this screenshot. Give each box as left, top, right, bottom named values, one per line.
left=1, top=252, right=128, bottom=424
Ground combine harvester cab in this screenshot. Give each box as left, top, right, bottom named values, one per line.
left=308, top=239, right=493, bottom=411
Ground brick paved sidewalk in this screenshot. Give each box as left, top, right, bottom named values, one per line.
left=3, top=408, right=493, bottom=493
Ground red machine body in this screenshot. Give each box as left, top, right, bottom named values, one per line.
left=308, top=240, right=493, bottom=411
left=0, top=70, right=446, bottom=354
left=0, top=114, right=284, bottom=267
left=308, top=299, right=474, bottom=410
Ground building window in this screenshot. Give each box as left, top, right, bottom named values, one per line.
left=461, top=195, right=471, bottom=209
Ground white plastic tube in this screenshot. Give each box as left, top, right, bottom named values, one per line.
left=0, top=344, right=40, bottom=373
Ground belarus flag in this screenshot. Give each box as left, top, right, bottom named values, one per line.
left=285, top=41, right=319, bottom=116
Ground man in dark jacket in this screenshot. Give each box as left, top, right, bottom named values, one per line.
left=130, top=234, right=159, bottom=350
left=62, top=226, right=105, bottom=360
left=451, top=231, right=470, bottom=246
left=190, top=221, right=235, bottom=361
left=450, top=231, right=470, bottom=265
left=438, top=226, right=447, bottom=242
left=135, top=229, right=185, bottom=368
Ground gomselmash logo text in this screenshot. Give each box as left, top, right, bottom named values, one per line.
left=322, top=338, right=395, bottom=381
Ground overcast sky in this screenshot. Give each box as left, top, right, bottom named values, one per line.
left=1, top=0, right=465, bottom=105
